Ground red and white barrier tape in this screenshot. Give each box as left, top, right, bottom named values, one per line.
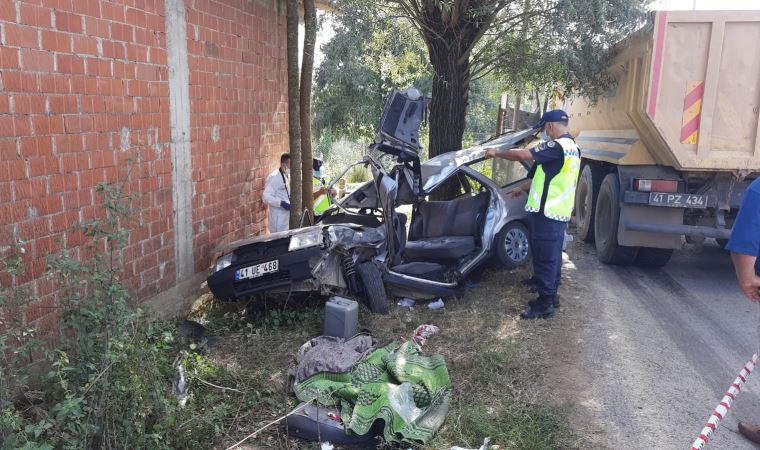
left=690, top=352, right=759, bottom=450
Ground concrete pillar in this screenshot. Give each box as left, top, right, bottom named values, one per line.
left=165, top=0, right=194, bottom=281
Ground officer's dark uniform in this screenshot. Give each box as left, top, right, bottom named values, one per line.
left=521, top=110, right=580, bottom=319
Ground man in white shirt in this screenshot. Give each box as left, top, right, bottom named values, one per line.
left=262, top=153, right=291, bottom=233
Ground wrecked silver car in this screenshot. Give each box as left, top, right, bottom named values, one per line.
left=207, top=88, right=538, bottom=313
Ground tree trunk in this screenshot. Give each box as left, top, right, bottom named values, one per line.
left=286, top=0, right=302, bottom=228
left=512, top=87, right=522, bottom=130
left=427, top=39, right=470, bottom=199
left=300, top=0, right=316, bottom=218
left=542, top=91, right=549, bottom=115
left=427, top=41, right=469, bottom=158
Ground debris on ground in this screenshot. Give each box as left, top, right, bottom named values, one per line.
left=398, top=298, right=416, bottom=308
left=451, top=437, right=493, bottom=450
left=292, top=340, right=451, bottom=445
left=171, top=359, right=188, bottom=408
left=427, top=298, right=445, bottom=310
left=412, top=324, right=440, bottom=349
left=320, top=443, right=334, bottom=450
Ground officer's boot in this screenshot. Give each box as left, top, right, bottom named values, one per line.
left=520, top=295, right=555, bottom=320
left=528, top=294, right=560, bottom=309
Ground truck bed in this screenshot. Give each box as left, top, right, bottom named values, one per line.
left=567, top=10, right=760, bottom=173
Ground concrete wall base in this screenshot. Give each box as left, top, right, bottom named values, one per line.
left=141, top=272, right=208, bottom=320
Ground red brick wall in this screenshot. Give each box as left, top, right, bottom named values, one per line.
left=0, top=0, right=288, bottom=330
left=186, top=0, right=288, bottom=274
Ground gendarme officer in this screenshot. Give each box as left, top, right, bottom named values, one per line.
left=486, top=109, right=581, bottom=319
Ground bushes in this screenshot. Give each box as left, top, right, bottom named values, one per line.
left=0, top=178, right=254, bottom=450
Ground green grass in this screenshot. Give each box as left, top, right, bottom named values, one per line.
left=183, top=265, right=579, bottom=449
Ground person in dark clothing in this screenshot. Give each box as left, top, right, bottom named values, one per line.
left=725, top=178, right=760, bottom=444
left=485, top=109, right=581, bottom=319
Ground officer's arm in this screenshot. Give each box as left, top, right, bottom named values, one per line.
left=484, top=147, right=534, bottom=161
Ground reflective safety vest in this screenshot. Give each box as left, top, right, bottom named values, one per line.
left=313, top=176, right=332, bottom=215
left=525, top=137, right=581, bottom=222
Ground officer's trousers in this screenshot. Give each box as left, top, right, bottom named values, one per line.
left=529, top=212, right=566, bottom=297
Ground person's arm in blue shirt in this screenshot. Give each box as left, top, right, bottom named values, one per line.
left=726, top=183, right=760, bottom=301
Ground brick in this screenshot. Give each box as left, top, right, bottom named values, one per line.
left=20, top=3, right=52, bottom=28
left=2, top=72, right=39, bottom=92
left=31, top=195, right=62, bottom=215
left=0, top=160, right=26, bottom=181
left=111, top=23, right=133, bottom=42
left=126, top=8, right=147, bottom=28
left=14, top=95, right=47, bottom=114
left=126, top=43, right=148, bottom=63
left=32, top=115, right=65, bottom=135
left=0, top=97, right=8, bottom=114
left=71, top=36, right=98, bottom=56
left=0, top=202, right=27, bottom=226
left=41, top=31, right=71, bottom=53
left=55, top=11, right=83, bottom=33
left=5, top=24, right=40, bottom=49
left=0, top=0, right=14, bottom=21
left=84, top=16, right=109, bottom=39
left=70, top=0, right=100, bottom=18
left=21, top=49, right=55, bottom=72
left=29, top=156, right=59, bottom=177
left=0, top=47, right=20, bottom=69
left=102, top=40, right=126, bottom=59
left=14, top=177, right=48, bottom=199
left=20, top=136, right=53, bottom=157
left=38, top=75, right=70, bottom=95
left=49, top=173, right=78, bottom=193
left=60, top=153, right=89, bottom=172
left=101, top=1, right=125, bottom=22
left=14, top=117, right=32, bottom=136
left=47, top=95, right=78, bottom=114
left=56, top=54, right=85, bottom=74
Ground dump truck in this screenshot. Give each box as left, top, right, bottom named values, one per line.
left=567, top=10, right=760, bottom=267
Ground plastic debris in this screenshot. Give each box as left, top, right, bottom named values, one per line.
left=398, top=298, right=416, bottom=308
left=412, top=324, right=440, bottom=349
left=427, top=298, right=444, bottom=310
left=451, top=437, right=491, bottom=450
left=321, top=443, right=334, bottom=450
left=172, top=363, right=188, bottom=408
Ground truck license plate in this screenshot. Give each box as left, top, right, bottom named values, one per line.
left=235, top=260, right=279, bottom=281
left=649, top=192, right=707, bottom=209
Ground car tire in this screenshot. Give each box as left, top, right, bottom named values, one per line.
left=575, top=164, right=605, bottom=242
left=495, top=221, right=531, bottom=269
left=634, top=247, right=674, bottom=267
left=356, top=262, right=389, bottom=314
left=594, top=173, right=639, bottom=265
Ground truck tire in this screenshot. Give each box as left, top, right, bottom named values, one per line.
left=634, top=247, right=673, bottom=267
left=495, top=221, right=531, bottom=269
left=356, top=262, right=388, bottom=314
left=594, top=173, right=639, bottom=265
left=575, top=164, right=605, bottom=242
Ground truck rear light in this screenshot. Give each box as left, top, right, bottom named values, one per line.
left=633, top=179, right=679, bottom=193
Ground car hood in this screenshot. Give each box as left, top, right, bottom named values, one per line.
left=421, top=128, right=536, bottom=192
left=213, top=225, right=323, bottom=258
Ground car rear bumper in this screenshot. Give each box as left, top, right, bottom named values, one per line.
left=207, top=247, right=323, bottom=301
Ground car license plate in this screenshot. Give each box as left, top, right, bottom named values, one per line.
left=649, top=192, right=707, bottom=209
left=235, top=260, right=279, bottom=281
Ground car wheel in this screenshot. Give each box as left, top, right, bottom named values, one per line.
left=634, top=247, right=673, bottom=268
left=594, top=173, right=639, bottom=265
left=356, top=262, right=388, bottom=314
left=495, top=221, right=531, bottom=269
left=575, top=164, right=604, bottom=242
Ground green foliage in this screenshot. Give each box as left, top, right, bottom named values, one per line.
left=0, top=178, right=270, bottom=450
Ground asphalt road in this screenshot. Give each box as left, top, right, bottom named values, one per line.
left=556, top=240, right=760, bottom=450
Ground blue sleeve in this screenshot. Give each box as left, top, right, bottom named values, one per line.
left=726, top=187, right=760, bottom=258
left=529, top=140, right=564, bottom=164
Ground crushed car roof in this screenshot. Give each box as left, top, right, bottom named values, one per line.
left=420, top=128, right=536, bottom=192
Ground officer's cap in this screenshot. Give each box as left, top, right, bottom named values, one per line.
left=532, top=109, right=569, bottom=130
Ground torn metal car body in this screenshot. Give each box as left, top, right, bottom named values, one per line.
left=207, top=88, right=538, bottom=312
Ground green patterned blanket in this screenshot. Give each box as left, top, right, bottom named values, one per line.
left=293, top=341, right=451, bottom=444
